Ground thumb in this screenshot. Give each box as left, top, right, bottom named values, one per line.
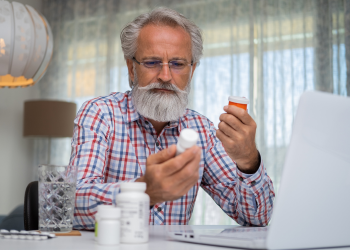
left=147, top=144, right=176, bottom=165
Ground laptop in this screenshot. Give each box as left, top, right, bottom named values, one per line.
left=168, top=91, right=350, bottom=249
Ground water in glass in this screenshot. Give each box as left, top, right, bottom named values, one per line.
left=38, top=165, right=77, bottom=232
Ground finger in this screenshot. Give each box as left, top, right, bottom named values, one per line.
left=218, top=115, right=244, bottom=134
left=218, top=121, right=241, bottom=139
left=147, top=144, right=176, bottom=165
left=175, top=177, right=199, bottom=199
left=173, top=148, right=201, bottom=182
left=216, top=129, right=235, bottom=149
left=223, top=105, right=254, bottom=125
left=165, top=149, right=201, bottom=193
left=161, top=145, right=200, bottom=176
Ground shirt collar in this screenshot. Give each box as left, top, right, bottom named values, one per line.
left=168, top=119, right=180, bottom=128
left=124, top=90, right=140, bottom=123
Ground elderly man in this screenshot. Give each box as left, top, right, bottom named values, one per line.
left=69, top=7, right=274, bottom=229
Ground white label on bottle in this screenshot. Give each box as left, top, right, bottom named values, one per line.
left=118, top=200, right=149, bottom=240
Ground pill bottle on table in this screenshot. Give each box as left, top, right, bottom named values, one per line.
left=94, top=204, right=110, bottom=241
left=176, top=128, right=199, bottom=156
left=94, top=211, right=99, bottom=241
left=228, top=96, right=249, bottom=110
left=116, top=182, right=150, bottom=243
left=97, top=205, right=121, bottom=245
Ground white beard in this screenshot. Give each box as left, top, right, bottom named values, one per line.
left=131, top=69, right=191, bottom=122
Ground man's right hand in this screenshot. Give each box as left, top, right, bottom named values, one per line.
left=136, top=144, right=201, bottom=206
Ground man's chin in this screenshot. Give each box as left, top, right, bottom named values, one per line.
left=152, top=88, right=175, bottom=94
left=132, top=85, right=188, bottom=122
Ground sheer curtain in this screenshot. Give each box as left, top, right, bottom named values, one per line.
left=37, top=0, right=349, bottom=225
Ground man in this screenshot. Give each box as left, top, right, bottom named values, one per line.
left=69, top=7, right=274, bottom=229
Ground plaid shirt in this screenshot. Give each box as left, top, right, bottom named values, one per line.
left=69, top=91, right=275, bottom=229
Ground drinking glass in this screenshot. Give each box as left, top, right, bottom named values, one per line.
left=38, top=164, right=77, bottom=232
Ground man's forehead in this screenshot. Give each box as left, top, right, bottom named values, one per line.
left=136, top=24, right=192, bottom=59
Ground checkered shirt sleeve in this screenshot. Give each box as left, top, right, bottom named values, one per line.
left=201, top=120, right=275, bottom=226
left=69, top=98, right=136, bottom=230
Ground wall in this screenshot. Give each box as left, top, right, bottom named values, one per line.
left=0, top=0, right=42, bottom=215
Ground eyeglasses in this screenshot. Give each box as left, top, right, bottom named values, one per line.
left=132, top=57, right=193, bottom=75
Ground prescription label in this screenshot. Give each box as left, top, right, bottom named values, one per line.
left=118, top=200, right=149, bottom=241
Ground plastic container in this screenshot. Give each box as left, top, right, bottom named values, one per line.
left=94, top=212, right=99, bottom=241
left=228, top=96, right=249, bottom=110
left=176, top=128, right=199, bottom=156
left=116, top=182, right=150, bottom=243
left=94, top=205, right=109, bottom=241
left=97, top=205, right=121, bottom=245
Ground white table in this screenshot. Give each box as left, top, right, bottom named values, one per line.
left=0, top=225, right=238, bottom=250
left=1, top=225, right=350, bottom=250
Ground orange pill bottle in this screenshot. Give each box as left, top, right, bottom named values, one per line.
left=228, top=96, right=249, bottom=110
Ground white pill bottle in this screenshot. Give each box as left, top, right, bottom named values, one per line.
left=116, top=182, right=150, bottom=243
left=97, top=205, right=121, bottom=245
left=176, top=128, right=199, bottom=156
left=94, top=210, right=99, bottom=241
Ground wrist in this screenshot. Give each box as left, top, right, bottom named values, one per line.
left=236, top=150, right=260, bottom=174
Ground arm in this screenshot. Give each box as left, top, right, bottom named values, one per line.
left=201, top=121, right=275, bottom=226
left=69, top=100, right=136, bottom=230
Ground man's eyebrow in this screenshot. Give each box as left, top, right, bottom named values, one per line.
left=170, top=57, right=187, bottom=61
left=141, top=56, right=162, bottom=61
left=140, top=56, right=188, bottom=61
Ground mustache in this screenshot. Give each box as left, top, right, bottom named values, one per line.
left=137, top=82, right=187, bottom=94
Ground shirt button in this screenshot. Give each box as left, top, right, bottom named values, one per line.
left=157, top=207, right=162, bottom=212
left=251, top=181, right=256, bottom=186
left=239, top=177, right=244, bottom=181
left=156, top=142, right=159, bottom=147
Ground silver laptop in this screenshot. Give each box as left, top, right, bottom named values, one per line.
left=168, top=91, right=350, bottom=249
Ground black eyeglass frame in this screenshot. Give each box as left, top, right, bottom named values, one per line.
left=132, top=57, right=194, bottom=68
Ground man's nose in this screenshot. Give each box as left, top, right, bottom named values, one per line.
left=157, top=63, right=172, bottom=83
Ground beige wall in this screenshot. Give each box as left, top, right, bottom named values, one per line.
left=0, top=0, right=42, bottom=215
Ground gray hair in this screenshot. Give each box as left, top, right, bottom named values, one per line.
left=120, top=7, right=203, bottom=88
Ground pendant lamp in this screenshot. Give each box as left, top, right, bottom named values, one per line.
left=0, top=0, right=53, bottom=88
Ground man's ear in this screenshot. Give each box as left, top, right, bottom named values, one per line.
left=190, top=62, right=197, bottom=80
left=126, top=58, right=135, bottom=82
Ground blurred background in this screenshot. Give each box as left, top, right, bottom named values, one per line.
left=0, top=0, right=349, bottom=225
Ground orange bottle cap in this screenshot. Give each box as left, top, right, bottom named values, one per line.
left=228, top=96, right=249, bottom=104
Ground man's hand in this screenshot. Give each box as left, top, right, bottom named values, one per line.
left=136, top=144, right=201, bottom=206
left=216, top=105, right=260, bottom=174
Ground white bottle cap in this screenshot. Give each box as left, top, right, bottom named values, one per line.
left=120, top=182, right=146, bottom=192
left=97, top=205, right=120, bottom=219
left=178, top=128, right=199, bottom=149
left=97, top=204, right=111, bottom=214
left=228, top=96, right=249, bottom=104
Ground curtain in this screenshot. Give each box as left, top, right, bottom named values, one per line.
left=37, top=0, right=349, bottom=225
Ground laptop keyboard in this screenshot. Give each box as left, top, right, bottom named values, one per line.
left=212, top=227, right=269, bottom=240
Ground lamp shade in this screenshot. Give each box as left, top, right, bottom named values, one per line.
left=23, top=100, right=77, bottom=137
left=0, top=1, right=53, bottom=88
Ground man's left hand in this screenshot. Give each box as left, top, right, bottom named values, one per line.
left=216, top=105, right=260, bottom=174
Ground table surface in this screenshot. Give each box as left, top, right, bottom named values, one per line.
left=1, top=225, right=350, bottom=250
